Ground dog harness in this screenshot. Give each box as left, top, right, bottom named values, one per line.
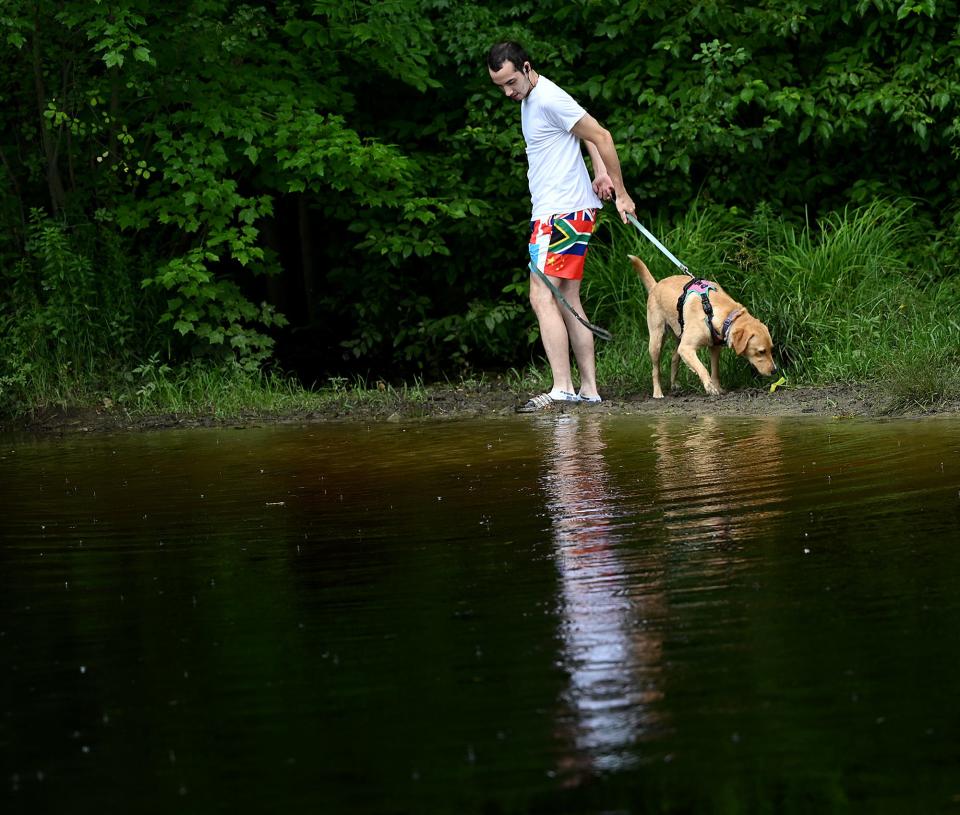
left=677, top=278, right=743, bottom=346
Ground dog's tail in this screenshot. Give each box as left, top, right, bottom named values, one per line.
left=628, top=254, right=657, bottom=295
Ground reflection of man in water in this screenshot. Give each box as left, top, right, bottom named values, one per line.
left=540, top=414, right=664, bottom=782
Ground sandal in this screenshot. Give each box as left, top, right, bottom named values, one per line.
left=516, top=391, right=579, bottom=413
left=577, top=392, right=602, bottom=404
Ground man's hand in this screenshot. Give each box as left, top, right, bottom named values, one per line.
left=613, top=190, right=636, bottom=225
left=592, top=173, right=614, bottom=200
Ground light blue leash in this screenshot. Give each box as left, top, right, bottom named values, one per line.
left=624, top=212, right=694, bottom=278
left=528, top=259, right=613, bottom=341
left=611, top=190, right=695, bottom=279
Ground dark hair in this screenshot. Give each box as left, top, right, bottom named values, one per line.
left=486, top=42, right=531, bottom=72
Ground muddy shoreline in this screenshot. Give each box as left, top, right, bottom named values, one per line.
left=4, top=382, right=958, bottom=435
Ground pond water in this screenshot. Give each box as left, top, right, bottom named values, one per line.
left=2, top=414, right=959, bottom=814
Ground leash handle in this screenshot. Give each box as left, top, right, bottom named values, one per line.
left=612, top=191, right=694, bottom=277
left=528, top=260, right=613, bottom=342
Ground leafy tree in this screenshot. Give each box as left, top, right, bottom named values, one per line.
left=557, top=0, right=960, bottom=213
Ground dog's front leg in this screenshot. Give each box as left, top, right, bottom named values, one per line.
left=709, top=346, right=724, bottom=394
left=678, top=343, right=721, bottom=396
left=649, top=331, right=666, bottom=398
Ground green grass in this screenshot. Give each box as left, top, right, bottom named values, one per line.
left=0, top=353, right=433, bottom=422
left=115, top=361, right=434, bottom=418
left=877, top=336, right=960, bottom=413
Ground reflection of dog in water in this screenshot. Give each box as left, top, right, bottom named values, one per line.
left=650, top=415, right=785, bottom=546
left=629, top=254, right=777, bottom=398
left=541, top=414, right=664, bottom=782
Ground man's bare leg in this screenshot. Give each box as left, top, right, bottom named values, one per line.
left=557, top=277, right=598, bottom=399
left=529, top=272, right=575, bottom=395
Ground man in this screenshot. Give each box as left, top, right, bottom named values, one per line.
left=487, top=42, right=637, bottom=412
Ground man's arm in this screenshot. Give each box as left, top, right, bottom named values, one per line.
left=572, top=113, right=636, bottom=223
left=584, top=141, right=613, bottom=200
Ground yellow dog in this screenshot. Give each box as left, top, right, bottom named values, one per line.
left=629, top=255, right=777, bottom=398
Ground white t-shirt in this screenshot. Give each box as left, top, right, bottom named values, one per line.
left=522, top=75, right=603, bottom=220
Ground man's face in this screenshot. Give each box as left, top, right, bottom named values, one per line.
left=488, top=60, right=533, bottom=102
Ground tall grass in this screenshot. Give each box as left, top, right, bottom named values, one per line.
left=585, top=198, right=960, bottom=407
left=118, top=358, right=430, bottom=417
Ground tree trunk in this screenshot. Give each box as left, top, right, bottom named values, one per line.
left=32, top=9, right=66, bottom=213
left=0, top=145, right=28, bottom=244
left=298, top=195, right=317, bottom=322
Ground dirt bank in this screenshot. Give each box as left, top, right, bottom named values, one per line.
left=4, top=382, right=957, bottom=435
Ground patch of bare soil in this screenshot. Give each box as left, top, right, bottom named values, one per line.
left=4, top=382, right=957, bottom=435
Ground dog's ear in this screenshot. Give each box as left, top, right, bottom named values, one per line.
left=731, top=323, right=752, bottom=355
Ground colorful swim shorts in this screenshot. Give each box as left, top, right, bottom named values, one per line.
left=528, top=209, right=598, bottom=280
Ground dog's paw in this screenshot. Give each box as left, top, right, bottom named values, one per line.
left=704, top=382, right=722, bottom=397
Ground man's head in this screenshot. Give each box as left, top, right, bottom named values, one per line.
left=487, top=41, right=536, bottom=102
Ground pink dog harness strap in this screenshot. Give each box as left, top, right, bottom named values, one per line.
left=677, top=279, right=743, bottom=346
left=677, top=278, right=718, bottom=340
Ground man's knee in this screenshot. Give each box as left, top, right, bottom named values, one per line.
left=529, top=277, right=555, bottom=311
